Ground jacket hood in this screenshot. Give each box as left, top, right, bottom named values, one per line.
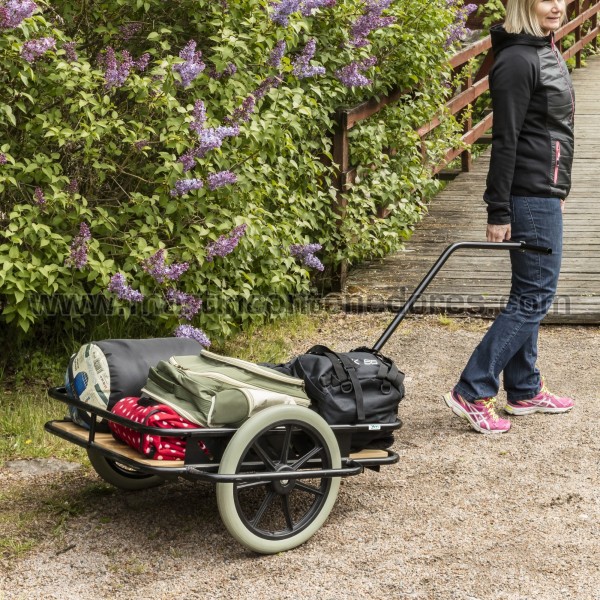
left=490, top=24, right=552, bottom=54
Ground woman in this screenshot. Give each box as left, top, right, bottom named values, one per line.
left=444, top=0, right=575, bottom=433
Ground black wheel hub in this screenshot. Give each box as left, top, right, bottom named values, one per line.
left=271, top=464, right=297, bottom=495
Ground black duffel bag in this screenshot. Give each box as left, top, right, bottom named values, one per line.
left=266, top=345, right=404, bottom=450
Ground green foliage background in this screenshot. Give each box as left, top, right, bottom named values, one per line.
left=0, top=0, right=464, bottom=342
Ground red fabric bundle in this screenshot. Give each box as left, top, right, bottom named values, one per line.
left=109, top=396, right=207, bottom=461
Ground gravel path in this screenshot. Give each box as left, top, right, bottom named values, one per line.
left=1, top=315, right=599, bottom=600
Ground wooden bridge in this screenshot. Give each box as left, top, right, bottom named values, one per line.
left=324, top=52, right=600, bottom=324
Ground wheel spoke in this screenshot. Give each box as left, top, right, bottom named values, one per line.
left=250, top=489, right=277, bottom=527
left=251, top=440, right=277, bottom=470
left=291, top=445, right=323, bottom=470
left=281, top=494, right=295, bottom=532
left=279, top=424, right=293, bottom=464
left=295, top=480, right=326, bottom=497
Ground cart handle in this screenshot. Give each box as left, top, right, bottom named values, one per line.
left=371, top=240, right=551, bottom=352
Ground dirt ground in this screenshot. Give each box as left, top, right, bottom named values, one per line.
left=1, top=314, right=599, bottom=600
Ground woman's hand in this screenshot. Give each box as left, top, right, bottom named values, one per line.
left=561, top=199, right=565, bottom=213
left=486, top=223, right=511, bottom=242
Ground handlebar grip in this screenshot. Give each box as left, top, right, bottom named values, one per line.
left=516, top=242, right=552, bottom=254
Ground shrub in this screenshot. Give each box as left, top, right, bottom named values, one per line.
left=0, top=0, right=467, bottom=342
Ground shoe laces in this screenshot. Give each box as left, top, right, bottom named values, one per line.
left=480, top=397, right=500, bottom=420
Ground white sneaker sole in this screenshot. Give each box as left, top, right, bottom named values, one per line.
left=504, top=404, right=574, bottom=416
left=442, top=393, right=509, bottom=434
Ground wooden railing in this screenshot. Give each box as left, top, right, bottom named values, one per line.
left=329, top=0, right=600, bottom=288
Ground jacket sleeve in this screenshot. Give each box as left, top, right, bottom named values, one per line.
left=484, top=52, right=538, bottom=224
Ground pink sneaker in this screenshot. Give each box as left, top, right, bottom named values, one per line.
left=443, top=389, right=511, bottom=434
left=505, top=378, right=574, bottom=415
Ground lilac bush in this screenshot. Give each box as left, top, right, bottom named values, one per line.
left=0, top=0, right=468, bottom=338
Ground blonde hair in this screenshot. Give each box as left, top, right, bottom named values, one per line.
left=504, top=0, right=567, bottom=36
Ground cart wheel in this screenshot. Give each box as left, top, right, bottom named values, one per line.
left=216, top=405, right=341, bottom=554
left=87, top=449, right=164, bottom=491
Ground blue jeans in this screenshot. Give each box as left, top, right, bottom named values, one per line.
left=454, top=196, right=563, bottom=402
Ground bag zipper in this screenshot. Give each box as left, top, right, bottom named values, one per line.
left=180, top=350, right=305, bottom=388
left=554, top=140, right=561, bottom=184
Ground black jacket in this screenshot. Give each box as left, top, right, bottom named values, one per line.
left=484, top=25, right=575, bottom=224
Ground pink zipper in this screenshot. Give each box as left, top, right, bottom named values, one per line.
left=554, top=140, right=561, bottom=184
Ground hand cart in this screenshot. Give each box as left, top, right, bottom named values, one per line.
left=44, top=241, right=550, bottom=554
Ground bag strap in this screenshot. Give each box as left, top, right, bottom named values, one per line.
left=337, top=354, right=366, bottom=422
left=306, top=345, right=349, bottom=383
left=307, top=344, right=367, bottom=421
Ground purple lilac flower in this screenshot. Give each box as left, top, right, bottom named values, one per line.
left=33, top=187, right=46, bottom=207
left=253, top=75, right=282, bottom=100
left=66, top=178, right=79, bottom=194
left=207, top=171, right=237, bottom=191
left=349, top=0, right=396, bottom=48
left=335, top=56, right=377, bottom=87
left=205, top=224, right=247, bottom=261
left=301, top=0, right=336, bottom=16
left=118, top=22, right=142, bottom=42
left=135, top=53, right=151, bottom=72
left=189, top=100, right=207, bottom=136
left=173, top=40, right=205, bottom=88
left=174, top=324, right=211, bottom=347
left=63, top=41, right=78, bottom=62
left=101, top=47, right=133, bottom=88
left=207, top=62, right=237, bottom=80
left=21, top=37, right=56, bottom=62
left=196, top=125, right=240, bottom=157
left=227, top=96, right=256, bottom=124
left=0, top=153, right=7, bottom=165
left=269, top=0, right=302, bottom=26
left=445, top=3, right=477, bottom=48
left=170, top=178, right=204, bottom=197
left=65, top=222, right=91, bottom=270
left=268, top=40, right=286, bottom=68
left=0, top=0, right=37, bottom=29
left=141, top=249, right=189, bottom=283
left=292, top=38, right=325, bottom=79
left=108, top=273, right=144, bottom=302
left=166, top=289, right=203, bottom=321
left=289, top=243, right=324, bottom=271
left=179, top=149, right=196, bottom=172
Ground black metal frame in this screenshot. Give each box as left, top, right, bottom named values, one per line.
left=45, top=241, right=550, bottom=485
left=45, top=388, right=401, bottom=481
left=372, top=241, right=551, bottom=352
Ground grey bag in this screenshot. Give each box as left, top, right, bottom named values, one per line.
left=142, top=349, right=311, bottom=427
left=65, top=337, right=202, bottom=430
